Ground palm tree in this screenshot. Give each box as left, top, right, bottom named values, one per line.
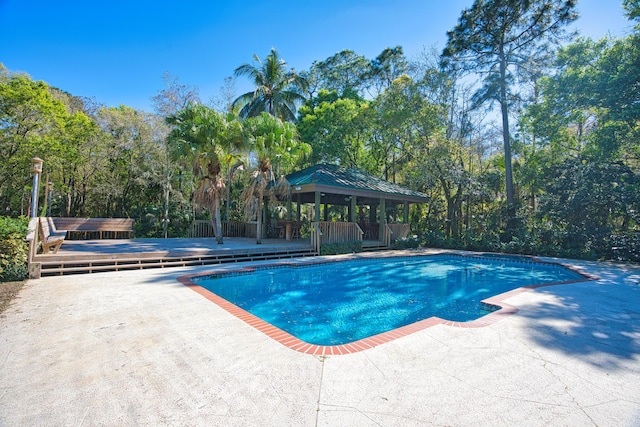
left=166, top=104, right=244, bottom=243
left=232, top=48, right=307, bottom=122
left=241, top=113, right=310, bottom=244
left=242, top=156, right=283, bottom=244
left=192, top=152, right=225, bottom=244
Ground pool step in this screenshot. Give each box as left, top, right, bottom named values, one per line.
left=33, top=247, right=317, bottom=277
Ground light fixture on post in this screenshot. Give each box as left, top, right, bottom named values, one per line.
left=30, top=157, right=43, bottom=218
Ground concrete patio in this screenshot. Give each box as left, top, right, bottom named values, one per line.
left=1, top=250, right=639, bottom=426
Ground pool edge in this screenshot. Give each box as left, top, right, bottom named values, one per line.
left=176, top=251, right=598, bottom=355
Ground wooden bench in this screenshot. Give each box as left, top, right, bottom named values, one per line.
left=50, top=217, right=134, bottom=240
left=39, top=217, right=67, bottom=254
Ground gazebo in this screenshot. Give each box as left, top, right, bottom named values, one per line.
left=277, top=164, right=429, bottom=250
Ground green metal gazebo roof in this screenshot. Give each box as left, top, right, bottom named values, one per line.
left=285, top=164, right=429, bottom=205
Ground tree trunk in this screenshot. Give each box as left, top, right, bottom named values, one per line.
left=256, top=194, right=263, bottom=244
left=214, top=199, right=223, bottom=244
left=163, top=153, right=170, bottom=238
left=499, top=44, right=515, bottom=206
left=499, top=44, right=518, bottom=240
left=444, top=192, right=463, bottom=239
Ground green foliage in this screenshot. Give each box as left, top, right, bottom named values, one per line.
left=372, top=75, right=445, bottom=181
left=131, top=204, right=193, bottom=238
left=306, top=50, right=371, bottom=98
left=297, top=90, right=374, bottom=171
left=232, top=48, right=307, bottom=122
left=609, top=232, right=640, bottom=262
left=0, top=216, right=29, bottom=282
left=2, top=19, right=639, bottom=265
left=166, top=103, right=241, bottom=244
left=319, top=241, right=363, bottom=256
left=392, top=236, right=422, bottom=250
left=536, top=158, right=640, bottom=260
left=91, top=106, right=166, bottom=218
left=243, top=112, right=310, bottom=176
left=407, top=207, right=639, bottom=263
left=0, top=73, right=72, bottom=214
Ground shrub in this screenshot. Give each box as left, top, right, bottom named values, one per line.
left=607, top=232, right=640, bottom=262
left=392, top=236, right=422, bottom=249
left=0, top=216, right=29, bottom=282
left=421, top=230, right=448, bottom=248
left=320, top=241, right=363, bottom=255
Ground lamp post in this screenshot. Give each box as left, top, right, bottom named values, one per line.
left=30, top=157, right=43, bottom=218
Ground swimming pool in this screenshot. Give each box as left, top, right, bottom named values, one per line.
left=182, top=254, right=588, bottom=350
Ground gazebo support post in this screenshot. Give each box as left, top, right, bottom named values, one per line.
left=350, top=197, right=357, bottom=222
left=378, top=198, right=386, bottom=240
left=314, top=191, right=321, bottom=222
left=404, top=201, right=409, bottom=223
left=369, top=204, right=377, bottom=223
left=286, top=195, right=292, bottom=221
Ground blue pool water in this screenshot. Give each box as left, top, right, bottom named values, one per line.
left=193, top=255, right=584, bottom=346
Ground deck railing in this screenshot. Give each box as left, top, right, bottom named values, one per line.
left=380, top=223, right=393, bottom=247
left=388, top=223, right=411, bottom=240
left=190, top=220, right=257, bottom=238
left=311, top=223, right=323, bottom=254
left=310, top=221, right=364, bottom=253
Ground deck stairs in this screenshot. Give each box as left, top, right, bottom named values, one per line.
left=362, top=240, right=390, bottom=252
left=33, top=246, right=317, bottom=277
left=32, top=239, right=391, bottom=277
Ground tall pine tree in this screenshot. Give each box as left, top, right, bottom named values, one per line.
left=442, top=0, right=578, bottom=214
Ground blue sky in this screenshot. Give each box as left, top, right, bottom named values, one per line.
left=0, top=0, right=632, bottom=112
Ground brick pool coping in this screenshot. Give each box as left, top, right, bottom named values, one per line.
left=177, top=252, right=598, bottom=355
